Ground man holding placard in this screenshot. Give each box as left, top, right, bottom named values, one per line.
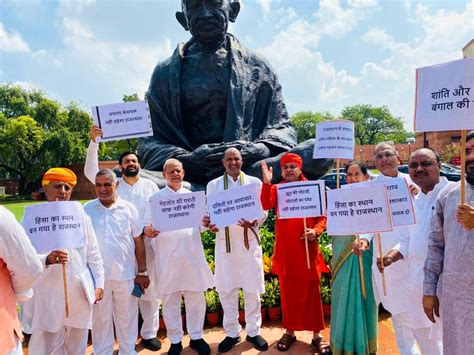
left=423, top=132, right=474, bottom=353
left=84, top=169, right=150, bottom=355
left=204, top=148, right=268, bottom=353
left=355, top=142, right=418, bottom=354
left=25, top=168, right=105, bottom=354
left=379, top=148, right=448, bottom=354
left=143, top=159, right=213, bottom=355
left=85, top=125, right=162, bottom=351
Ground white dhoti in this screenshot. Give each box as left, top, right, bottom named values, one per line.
left=92, top=279, right=138, bottom=355
left=28, top=327, right=88, bottom=355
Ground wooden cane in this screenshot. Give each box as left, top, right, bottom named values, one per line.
left=62, top=263, right=70, bottom=318
left=460, top=129, right=467, bottom=204
left=303, top=218, right=311, bottom=270
left=376, top=233, right=387, bottom=296
left=336, top=159, right=341, bottom=189
left=356, top=234, right=367, bottom=300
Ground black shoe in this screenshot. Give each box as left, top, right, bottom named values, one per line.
left=218, top=336, right=241, bottom=353
left=142, top=337, right=162, bottom=351
left=246, top=334, right=269, bottom=351
left=190, top=338, right=211, bottom=355
left=168, top=341, right=183, bottom=355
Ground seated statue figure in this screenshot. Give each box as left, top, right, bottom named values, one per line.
left=138, top=0, right=331, bottom=189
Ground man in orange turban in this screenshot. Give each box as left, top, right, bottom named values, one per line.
left=24, top=167, right=105, bottom=354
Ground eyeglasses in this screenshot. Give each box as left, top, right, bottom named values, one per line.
left=375, top=152, right=396, bottom=160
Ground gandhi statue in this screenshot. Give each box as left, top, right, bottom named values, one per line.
left=138, top=0, right=332, bottom=189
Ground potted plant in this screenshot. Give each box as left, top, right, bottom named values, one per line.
left=265, top=278, right=281, bottom=321
left=320, top=275, right=332, bottom=317
left=205, top=289, right=221, bottom=327
left=238, top=289, right=245, bottom=325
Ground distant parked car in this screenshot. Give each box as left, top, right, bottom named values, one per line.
left=398, top=164, right=461, bottom=182
left=319, top=173, right=347, bottom=189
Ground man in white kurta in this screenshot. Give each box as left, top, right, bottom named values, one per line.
left=25, top=168, right=105, bottom=355
left=382, top=148, right=448, bottom=354
left=143, top=159, right=213, bottom=355
left=84, top=169, right=149, bottom=355
left=357, top=142, right=418, bottom=355
left=205, top=148, right=268, bottom=353
left=424, top=132, right=474, bottom=354
left=85, top=125, right=161, bottom=351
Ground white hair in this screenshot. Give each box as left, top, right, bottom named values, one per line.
left=163, top=158, right=183, bottom=171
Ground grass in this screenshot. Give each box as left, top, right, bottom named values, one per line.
left=1, top=199, right=89, bottom=222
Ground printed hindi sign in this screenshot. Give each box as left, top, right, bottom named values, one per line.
left=149, top=191, right=206, bottom=232
left=91, top=100, right=153, bottom=142
left=277, top=181, right=326, bottom=219
left=313, top=120, right=355, bottom=160
left=22, top=201, right=86, bottom=253
left=207, top=183, right=265, bottom=228
left=327, top=184, right=393, bottom=235
left=415, top=58, right=474, bottom=132
left=343, top=177, right=415, bottom=226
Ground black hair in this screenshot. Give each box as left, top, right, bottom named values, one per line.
left=118, top=151, right=140, bottom=165
left=344, top=161, right=368, bottom=175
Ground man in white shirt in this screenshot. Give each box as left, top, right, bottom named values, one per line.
left=354, top=142, right=419, bottom=354
left=25, top=167, right=105, bottom=355
left=84, top=169, right=150, bottom=355
left=85, top=125, right=161, bottom=351
left=0, top=206, right=43, bottom=355
left=380, top=148, right=447, bottom=354
left=204, top=148, right=268, bottom=353
left=143, top=159, right=214, bottom=355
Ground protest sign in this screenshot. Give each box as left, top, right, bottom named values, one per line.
left=23, top=201, right=86, bottom=253
left=343, top=177, right=415, bottom=226
left=313, top=120, right=355, bottom=160
left=207, top=183, right=265, bottom=228
left=327, top=184, right=392, bottom=235
left=414, top=58, right=474, bottom=132
left=91, top=100, right=153, bottom=142
left=277, top=181, right=326, bottom=219
left=149, top=191, right=206, bottom=232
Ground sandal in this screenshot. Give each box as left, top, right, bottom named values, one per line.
left=311, top=337, right=332, bottom=354
left=276, top=333, right=297, bottom=352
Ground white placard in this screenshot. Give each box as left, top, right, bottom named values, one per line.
left=277, top=181, right=326, bottom=219
left=207, top=184, right=265, bottom=228
left=414, top=58, right=474, bottom=132
left=343, top=177, right=415, bottom=226
left=149, top=191, right=206, bottom=232
left=22, top=201, right=86, bottom=253
left=327, top=184, right=393, bottom=235
left=313, top=120, right=355, bottom=159
left=91, top=100, right=153, bottom=142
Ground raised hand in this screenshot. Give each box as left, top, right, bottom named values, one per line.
left=261, top=160, right=273, bottom=184
left=90, top=125, right=103, bottom=143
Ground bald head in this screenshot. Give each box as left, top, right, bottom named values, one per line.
left=222, top=148, right=243, bottom=180
left=408, top=148, right=441, bottom=193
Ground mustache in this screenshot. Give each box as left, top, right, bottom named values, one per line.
left=191, top=15, right=223, bottom=29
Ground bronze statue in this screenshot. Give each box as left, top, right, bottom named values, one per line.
left=138, top=0, right=331, bottom=189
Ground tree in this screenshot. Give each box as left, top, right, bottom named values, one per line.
left=291, top=111, right=335, bottom=143
left=341, top=104, right=408, bottom=145
left=0, top=84, right=92, bottom=194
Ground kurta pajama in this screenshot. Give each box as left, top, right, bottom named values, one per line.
left=424, top=181, right=474, bottom=354
left=261, top=182, right=326, bottom=331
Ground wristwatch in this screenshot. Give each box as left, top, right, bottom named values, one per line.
left=136, top=271, right=148, bottom=276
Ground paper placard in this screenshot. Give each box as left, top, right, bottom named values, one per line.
left=343, top=177, right=415, bottom=226
left=207, top=184, right=265, bottom=228
left=149, top=191, right=206, bottom=232
left=327, top=184, right=393, bottom=235
left=277, top=181, right=326, bottom=219
left=91, top=100, right=153, bottom=142
left=313, top=120, right=355, bottom=159
left=22, top=201, right=86, bottom=253
left=414, top=58, right=474, bottom=132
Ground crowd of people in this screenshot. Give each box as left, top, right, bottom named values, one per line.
left=1, top=129, right=473, bottom=355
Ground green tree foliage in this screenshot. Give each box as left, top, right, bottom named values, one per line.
left=291, top=111, right=335, bottom=143
left=0, top=84, right=92, bottom=194
left=341, top=104, right=408, bottom=145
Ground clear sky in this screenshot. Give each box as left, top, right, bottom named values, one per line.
left=1, top=0, right=472, bottom=131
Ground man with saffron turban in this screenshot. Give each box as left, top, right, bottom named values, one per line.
left=24, top=167, right=105, bottom=354
left=260, top=153, right=329, bottom=353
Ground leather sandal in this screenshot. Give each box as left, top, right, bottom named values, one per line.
left=311, top=337, right=332, bottom=354
left=276, top=333, right=296, bottom=352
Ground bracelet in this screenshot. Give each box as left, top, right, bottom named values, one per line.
left=136, top=271, right=148, bottom=276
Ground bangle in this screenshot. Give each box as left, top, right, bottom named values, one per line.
left=137, top=271, right=148, bottom=276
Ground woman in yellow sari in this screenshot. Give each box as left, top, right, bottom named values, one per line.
left=330, top=161, right=377, bottom=354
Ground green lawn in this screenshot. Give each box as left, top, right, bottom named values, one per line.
left=1, top=200, right=89, bottom=222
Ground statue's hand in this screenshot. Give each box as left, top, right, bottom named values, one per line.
left=241, top=142, right=271, bottom=163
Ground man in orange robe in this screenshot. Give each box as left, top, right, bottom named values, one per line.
left=260, top=153, right=329, bottom=353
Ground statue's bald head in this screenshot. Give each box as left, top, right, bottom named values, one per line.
left=176, top=0, right=240, bottom=44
